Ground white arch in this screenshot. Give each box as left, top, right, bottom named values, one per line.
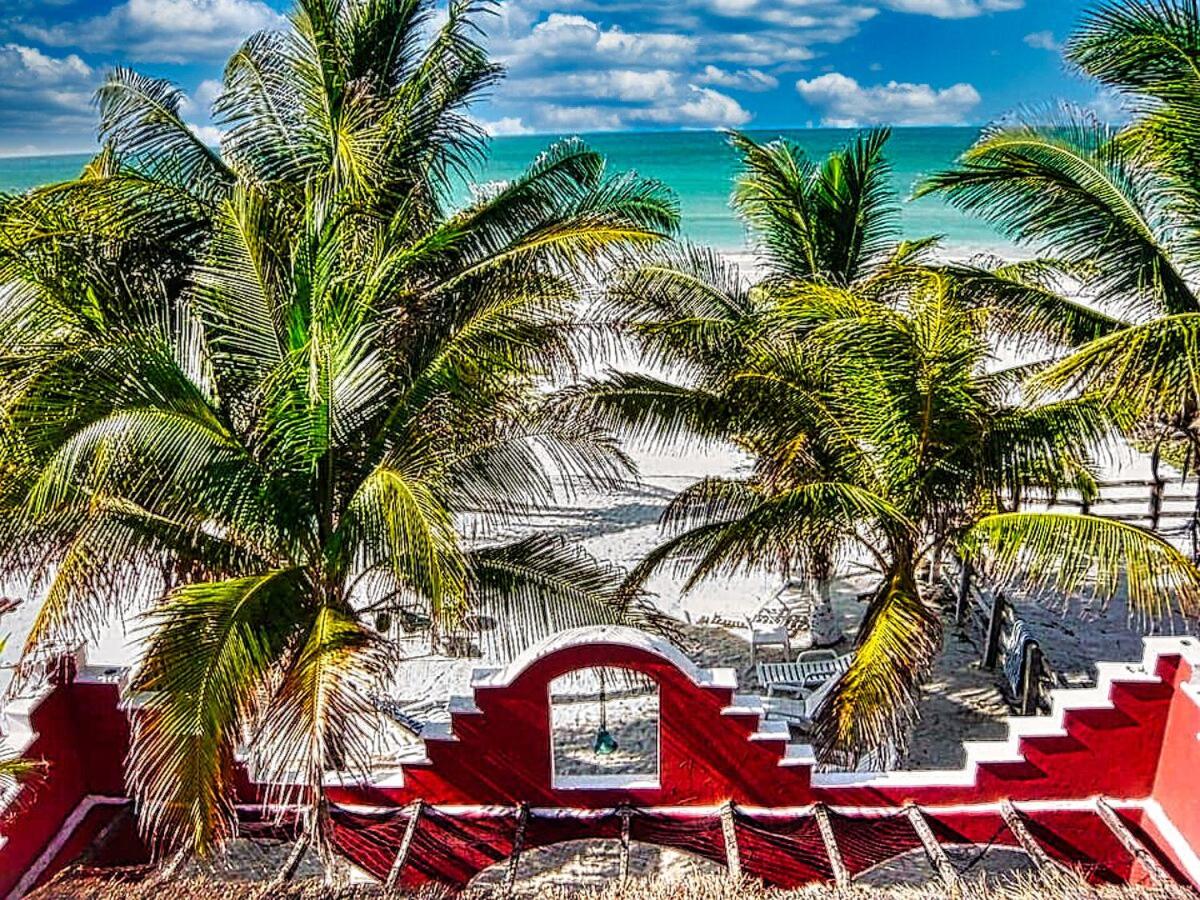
left=470, top=626, right=737, bottom=691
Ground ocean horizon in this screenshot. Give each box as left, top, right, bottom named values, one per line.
left=0, top=127, right=1014, bottom=257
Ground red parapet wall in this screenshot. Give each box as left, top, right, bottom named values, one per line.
left=0, top=659, right=132, bottom=899
left=3, top=629, right=1200, bottom=896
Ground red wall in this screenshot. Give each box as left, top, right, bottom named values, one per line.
left=1149, top=651, right=1200, bottom=882
left=0, top=674, right=131, bottom=897
left=3, top=634, right=1200, bottom=895
left=323, top=639, right=1180, bottom=812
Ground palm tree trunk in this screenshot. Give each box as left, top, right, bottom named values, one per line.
left=807, top=560, right=842, bottom=647
left=1190, top=434, right=1200, bottom=563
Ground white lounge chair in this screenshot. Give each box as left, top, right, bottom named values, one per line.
left=757, top=652, right=853, bottom=724
left=744, top=581, right=816, bottom=664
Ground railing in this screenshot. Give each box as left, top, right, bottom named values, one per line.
left=1018, top=476, right=1200, bottom=540
left=954, top=561, right=1055, bottom=715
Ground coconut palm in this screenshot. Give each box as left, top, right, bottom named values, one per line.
left=577, top=130, right=920, bottom=646
left=581, top=131, right=1200, bottom=764
left=0, top=0, right=677, bottom=861
left=919, top=0, right=1200, bottom=551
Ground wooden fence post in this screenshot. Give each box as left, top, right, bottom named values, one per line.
left=955, top=559, right=972, bottom=626
left=720, top=802, right=742, bottom=881
left=983, top=592, right=1006, bottom=670
left=618, top=808, right=632, bottom=883
left=1020, top=642, right=1043, bottom=716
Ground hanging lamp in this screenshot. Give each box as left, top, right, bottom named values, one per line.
left=593, top=668, right=618, bottom=756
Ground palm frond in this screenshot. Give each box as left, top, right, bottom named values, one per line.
left=468, top=535, right=677, bottom=659
left=919, top=114, right=1199, bottom=317
left=252, top=604, right=390, bottom=842
left=813, top=566, right=941, bottom=765
left=941, top=259, right=1128, bottom=350
left=962, top=512, right=1200, bottom=627
left=128, top=570, right=307, bottom=855
left=1032, top=311, right=1200, bottom=419
left=96, top=68, right=233, bottom=199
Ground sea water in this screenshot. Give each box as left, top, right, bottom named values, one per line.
left=0, top=127, right=1014, bottom=256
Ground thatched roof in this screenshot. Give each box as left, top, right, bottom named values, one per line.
left=26, top=867, right=1181, bottom=899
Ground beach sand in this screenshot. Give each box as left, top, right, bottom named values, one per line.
left=2, top=252, right=1197, bottom=891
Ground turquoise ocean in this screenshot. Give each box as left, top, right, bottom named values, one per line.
left=0, top=127, right=1013, bottom=256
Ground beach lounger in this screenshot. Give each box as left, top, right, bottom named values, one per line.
left=744, top=580, right=818, bottom=664
left=756, top=650, right=852, bottom=693
left=757, top=652, right=853, bottom=724
left=760, top=667, right=844, bottom=724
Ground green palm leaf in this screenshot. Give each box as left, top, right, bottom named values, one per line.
left=129, top=570, right=307, bottom=854
left=962, top=512, right=1200, bottom=625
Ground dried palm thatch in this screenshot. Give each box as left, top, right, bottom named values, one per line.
left=26, top=867, right=1186, bottom=899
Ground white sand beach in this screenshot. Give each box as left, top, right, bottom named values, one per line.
left=2, top=250, right=1194, bottom=766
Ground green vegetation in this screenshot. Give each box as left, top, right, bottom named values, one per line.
left=922, top=0, right=1200, bottom=550
left=0, top=0, right=675, bottom=859
left=580, top=129, right=1200, bottom=764
left=3, top=0, right=1200, bottom=872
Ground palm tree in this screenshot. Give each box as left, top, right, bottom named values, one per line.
left=578, top=130, right=920, bottom=646
left=919, top=0, right=1200, bottom=553
left=0, top=0, right=677, bottom=860
left=582, top=131, right=1200, bottom=765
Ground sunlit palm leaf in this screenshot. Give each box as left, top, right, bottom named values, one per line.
left=919, top=115, right=1199, bottom=318
left=129, top=570, right=307, bottom=855
left=813, top=567, right=941, bottom=765
left=962, top=512, right=1200, bottom=626
left=1032, top=312, right=1200, bottom=420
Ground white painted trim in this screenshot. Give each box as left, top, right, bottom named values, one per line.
left=553, top=774, right=661, bottom=791
left=5, top=794, right=127, bottom=900
left=471, top=626, right=737, bottom=691
left=1142, top=798, right=1200, bottom=889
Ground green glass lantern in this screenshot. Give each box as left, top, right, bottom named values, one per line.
left=593, top=727, right=618, bottom=755
left=593, top=668, right=619, bottom=756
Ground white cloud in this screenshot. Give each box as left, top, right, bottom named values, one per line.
left=534, top=104, right=625, bottom=133
left=19, top=0, right=286, bottom=63
left=499, top=13, right=697, bottom=70
left=708, top=33, right=818, bottom=66
left=477, top=0, right=1016, bottom=132
left=1085, top=88, right=1132, bottom=125
left=882, top=0, right=1023, bottom=18
left=0, top=43, right=97, bottom=154
left=180, top=78, right=224, bottom=118
left=520, top=69, right=680, bottom=103
left=476, top=116, right=535, bottom=136
left=795, top=73, right=982, bottom=126
left=636, top=86, right=752, bottom=127
left=696, top=65, right=778, bottom=92
left=676, top=85, right=752, bottom=126
left=187, top=123, right=224, bottom=146
left=1024, top=30, right=1062, bottom=52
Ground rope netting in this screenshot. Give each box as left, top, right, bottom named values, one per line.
left=825, top=808, right=923, bottom=877
left=626, top=811, right=727, bottom=868
left=734, top=812, right=834, bottom=885
left=328, top=807, right=416, bottom=881
left=325, top=803, right=1148, bottom=891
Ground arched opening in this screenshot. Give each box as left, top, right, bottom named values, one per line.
left=468, top=838, right=724, bottom=894
left=548, top=666, right=659, bottom=789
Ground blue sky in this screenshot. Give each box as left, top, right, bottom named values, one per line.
left=0, top=0, right=1112, bottom=156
